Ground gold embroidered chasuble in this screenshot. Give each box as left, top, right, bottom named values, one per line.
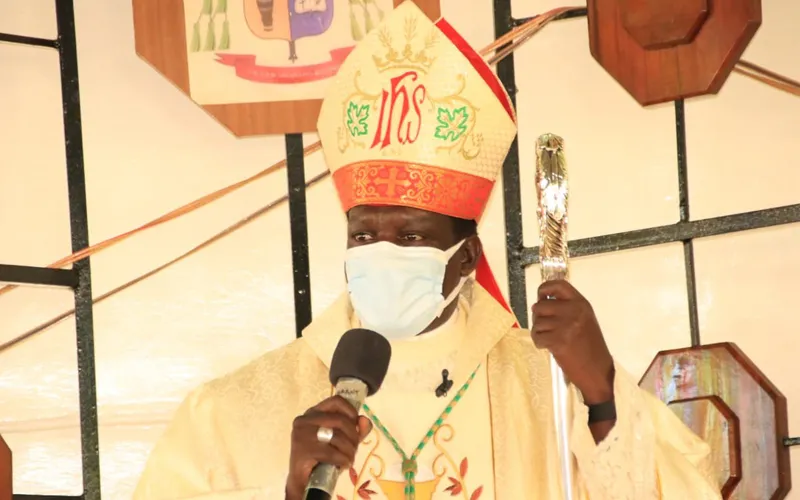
left=339, top=298, right=496, bottom=500
left=133, top=280, right=721, bottom=500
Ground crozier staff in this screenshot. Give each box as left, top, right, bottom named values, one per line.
left=133, top=2, right=721, bottom=499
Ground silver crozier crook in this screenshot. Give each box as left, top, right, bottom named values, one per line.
left=535, top=133, right=576, bottom=500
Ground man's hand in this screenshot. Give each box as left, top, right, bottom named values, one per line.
left=285, top=396, right=373, bottom=500
left=531, top=280, right=615, bottom=405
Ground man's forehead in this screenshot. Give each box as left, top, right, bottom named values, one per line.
left=348, top=205, right=447, bottom=225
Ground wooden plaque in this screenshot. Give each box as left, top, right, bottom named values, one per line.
left=132, top=0, right=441, bottom=137
left=587, top=0, right=761, bottom=106
left=668, top=395, right=741, bottom=498
left=639, top=342, right=791, bottom=500
left=0, top=435, right=9, bottom=500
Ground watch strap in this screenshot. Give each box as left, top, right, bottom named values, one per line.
left=587, top=400, right=616, bottom=423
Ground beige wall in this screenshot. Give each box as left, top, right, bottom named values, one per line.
left=0, top=0, right=798, bottom=498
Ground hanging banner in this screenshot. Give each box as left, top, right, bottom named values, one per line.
left=132, top=0, right=441, bottom=136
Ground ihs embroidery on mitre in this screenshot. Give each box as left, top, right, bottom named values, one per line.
left=342, top=424, right=485, bottom=500
left=336, top=14, right=482, bottom=160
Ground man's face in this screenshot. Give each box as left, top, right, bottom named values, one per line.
left=347, top=205, right=458, bottom=250
left=346, top=205, right=482, bottom=321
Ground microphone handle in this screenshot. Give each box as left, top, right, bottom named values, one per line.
left=303, top=377, right=368, bottom=500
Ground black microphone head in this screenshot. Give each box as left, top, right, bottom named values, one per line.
left=329, top=329, right=391, bottom=396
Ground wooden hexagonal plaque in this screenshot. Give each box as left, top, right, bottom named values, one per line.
left=587, top=0, right=762, bottom=106
left=132, top=0, right=441, bottom=137
left=640, top=343, right=791, bottom=500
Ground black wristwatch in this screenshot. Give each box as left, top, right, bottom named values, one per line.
left=587, top=400, right=616, bottom=423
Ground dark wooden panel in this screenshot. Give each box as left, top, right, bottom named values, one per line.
left=587, top=0, right=761, bottom=105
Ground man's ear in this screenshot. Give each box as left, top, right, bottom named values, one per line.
left=459, top=235, right=483, bottom=277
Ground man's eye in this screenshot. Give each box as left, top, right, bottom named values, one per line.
left=352, top=233, right=373, bottom=242
left=402, top=234, right=423, bottom=241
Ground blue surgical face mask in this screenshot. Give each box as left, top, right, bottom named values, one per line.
left=345, top=239, right=467, bottom=340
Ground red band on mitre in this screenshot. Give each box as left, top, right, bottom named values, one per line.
left=332, top=160, right=495, bottom=220
left=435, top=18, right=517, bottom=318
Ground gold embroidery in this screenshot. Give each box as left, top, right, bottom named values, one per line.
left=427, top=75, right=482, bottom=160
left=350, top=431, right=385, bottom=500
left=431, top=425, right=483, bottom=499
left=365, top=434, right=387, bottom=480
left=432, top=424, right=456, bottom=480
left=432, top=424, right=466, bottom=498
left=338, top=70, right=382, bottom=153
left=332, top=160, right=494, bottom=220
left=337, top=15, right=483, bottom=161
left=373, top=16, right=438, bottom=73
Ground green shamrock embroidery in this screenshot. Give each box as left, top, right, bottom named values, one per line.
left=434, top=106, right=469, bottom=142
left=346, top=102, right=370, bottom=137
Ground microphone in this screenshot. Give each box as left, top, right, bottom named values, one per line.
left=303, top=329, right=392, bottom=500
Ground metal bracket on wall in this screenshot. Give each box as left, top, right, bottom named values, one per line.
left=0, top=265, right=78, bottom=288
left=0, top=1, right=100, bottom=499
left=285, top=133, right=313, bottom=337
